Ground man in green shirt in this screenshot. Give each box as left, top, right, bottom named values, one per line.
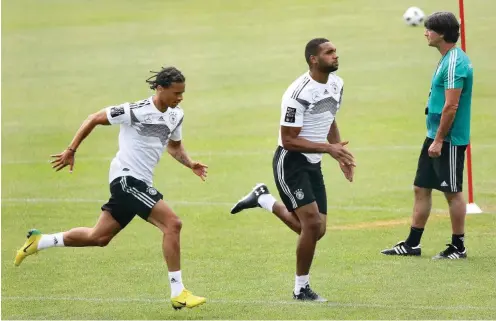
left=382, top=12, right=473, bottom=259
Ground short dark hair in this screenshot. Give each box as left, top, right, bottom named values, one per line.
left=424, top=12, right=460, bottom=43
left=146, top=66, right=185, bottom=90
left=305, top=38, right=329, bottom=65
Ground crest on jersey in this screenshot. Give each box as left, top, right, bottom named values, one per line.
left=147, top=187, right=158, bottom=196
left=330, top=82, right=339, bottom=94
left=144, top=115, right=152, bottom=123
left=169, top=112, right=177, bottom=125
left=312, top=90, right=321, bottom=102
left=295, top=189, right=305, bottom=200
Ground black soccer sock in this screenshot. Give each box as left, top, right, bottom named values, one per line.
left=405, top=227, right=424, bottom=247
left=452, top=234, right=465, bottom=251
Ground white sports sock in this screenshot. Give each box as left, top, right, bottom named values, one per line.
left=294, top=274, right=309, bottom=295
left=168, top=270, right=185, bottom=298
left=258, top=194, right=276, bottom=212
left=37, top=233, right=65, bottom=250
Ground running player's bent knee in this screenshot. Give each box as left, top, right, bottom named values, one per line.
left=88, top=232, right=113, bottom=247
left=166, top=217, right=182, bottom=234
left=302, top=216, right=321, bottom=237
left=96, top=235, right=113, bottom=247
left=318, top=227, right=326, bottom=240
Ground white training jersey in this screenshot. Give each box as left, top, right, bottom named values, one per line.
left=278, top=71, right=344, bottom=163
left=104, top=96, right=184, bottom=186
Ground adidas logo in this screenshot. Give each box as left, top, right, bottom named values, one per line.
left=158, top=116, right=164, bottom=121
left=53, top=237, right=58, bottom=245
left=440, top=181, right=448, bottom=187
left=324, top=89, right=329, bottom=95
left=170, top=278, right=177, bottom=283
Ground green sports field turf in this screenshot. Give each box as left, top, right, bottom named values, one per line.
left=2, top=0, right=496, bottom=319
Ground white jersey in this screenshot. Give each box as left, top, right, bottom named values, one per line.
left=105, top=96, right=184, bottom=186
left=278, top=71, right=344, bottom=163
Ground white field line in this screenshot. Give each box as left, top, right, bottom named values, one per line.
left=2, top=296, right=495, bottom=311
left=0, top=198, right=449, bottom=214
left=3, top=144, right=496, bottom=165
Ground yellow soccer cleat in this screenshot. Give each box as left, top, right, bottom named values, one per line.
left=14, top=229, right=42, bottom=266
left=171, top=289, right=206, bottom=310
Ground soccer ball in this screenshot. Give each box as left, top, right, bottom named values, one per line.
left=403, top=7, right=426, bottom=26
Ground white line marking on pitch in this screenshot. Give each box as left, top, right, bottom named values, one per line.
left=1, top=296, right=494, bottom=311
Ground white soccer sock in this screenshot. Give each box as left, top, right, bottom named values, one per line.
left=37, top=233, right=65, bottom=250
left=294, top=274, right=310, bottom=295
left=168, top=270, right=185, bottom=298
left=258, top=194, right=276, bottom=212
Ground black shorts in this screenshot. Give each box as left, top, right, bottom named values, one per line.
left=101, top=176, right=163, bottom=228
left=414, top=137, right=467, bottom=193
left=272, top=146, right=327, bottom=214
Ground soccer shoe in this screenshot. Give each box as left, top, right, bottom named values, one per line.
left=230, top=183, right=269, bottom=214
left=432, top=244, right=467, bottom=260
left=293, top=284, right=327, bottom=302
left=14, top=229, right=42, bottom=266
left=171, top=289, right=206, bottom=310
left=381, top=241, right=421, bottom=256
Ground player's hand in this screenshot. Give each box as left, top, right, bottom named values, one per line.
left=191, top=161, right=208, bottom=181
left=50, top=148, right=76, bottom=172
left=428, top=140, right=442, bottom=158
left=328, top=141, right=355, bottom=167
left=340, top=163, right=354, bottom=182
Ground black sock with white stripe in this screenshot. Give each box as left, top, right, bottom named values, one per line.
left=452, top=234, right=465, bottom=251
left=405, top=227, right=424, bottom=247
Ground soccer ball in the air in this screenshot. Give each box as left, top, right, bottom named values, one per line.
left=403, top=7, right=426, bottom=26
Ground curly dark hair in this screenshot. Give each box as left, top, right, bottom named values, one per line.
left=145, top=66, right=185, bottom=90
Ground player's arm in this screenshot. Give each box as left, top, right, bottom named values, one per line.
left=167, top=139, right=193, bottom=168
left=167, top=140, right=208, bottom=181
left=167, top=119, right=208, bottom=181
left=326, top=119, right=354, bottom=182
left=327, top=120, right=341, bottom=144
left=51, top=109, right=110, bottom=172
left=434, top=89, right=462, bottom=142
left=281, top=126, right=354, bottom=166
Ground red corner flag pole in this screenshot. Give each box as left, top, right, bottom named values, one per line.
left=459, top=0, right=482, bottom=214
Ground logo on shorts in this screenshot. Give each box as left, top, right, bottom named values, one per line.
left=295, top=189, right=305, bottom=200
left=147, top=187, right=158, bottom=196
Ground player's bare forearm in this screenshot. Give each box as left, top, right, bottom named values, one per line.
left=68, top=109, right=110, bottom=151
left=327, top=121, right=341, bottom=144
left=434, top=105, right=457, bottom=142
left=281, top=125, right=331, bottom=153
left=282, top=137, right=332, bottom=153
left=167, top=140, right=193, bottom=168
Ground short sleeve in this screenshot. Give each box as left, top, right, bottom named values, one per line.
left=170, top=117, right=183, bottom=141
left=280, top=98, right=305, bottom=127
left=105, top=103, right=132, bottom=125
left=444, top=52, right=467, bottom=90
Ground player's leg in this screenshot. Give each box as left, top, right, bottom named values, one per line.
left=145, top=199, right=206, bottom=309
left=14, top=177, right=141, bottom=266
left=14, top=210, right=122, bottom=266
left=382, top=138, right=435, bottom=256
left=292, top=202, right=326, bottom=302
left=433, top=144, right=468, bottom=259
left=230, top=182, right=302, bottom=233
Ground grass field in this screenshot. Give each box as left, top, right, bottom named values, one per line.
left=2, top=0, right=496, bottom=319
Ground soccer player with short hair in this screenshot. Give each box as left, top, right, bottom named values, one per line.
left=231, top=38, right=355, bottom=301
left=14, top=66, right=207, bottom=309
left=382, top=12, right=473, bottom=259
